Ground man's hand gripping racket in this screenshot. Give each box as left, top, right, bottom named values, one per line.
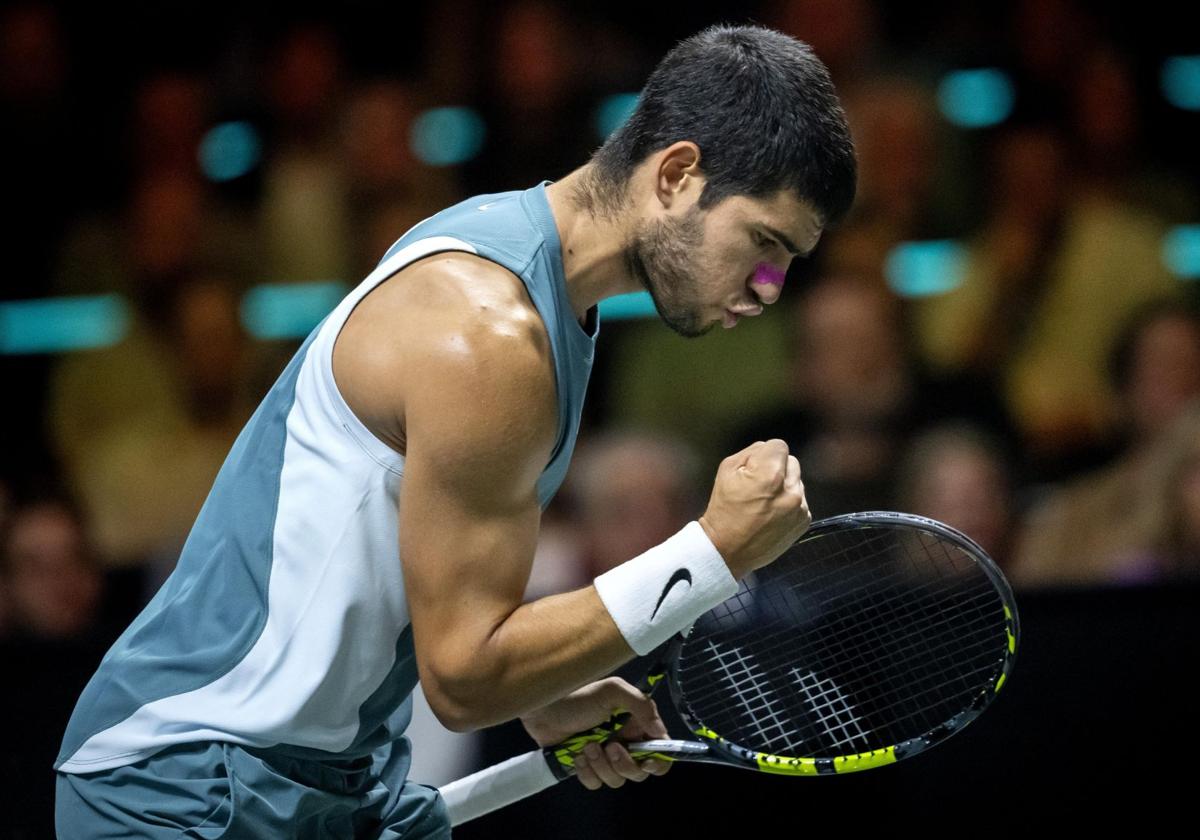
left=440, top=444, right=1019, bottom=826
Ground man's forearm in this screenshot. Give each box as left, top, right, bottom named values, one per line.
left=420, top=585, right=635, bottom=732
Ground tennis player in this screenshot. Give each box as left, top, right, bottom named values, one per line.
left=55, top=24, right=855, bottom=838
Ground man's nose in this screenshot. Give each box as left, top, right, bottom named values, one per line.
left=752, top=279, right=783, bottom=306
left=750, top=262, right=787, bottom=306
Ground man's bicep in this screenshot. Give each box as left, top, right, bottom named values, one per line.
left=399, top=431, right=542, bottom=634
left=396, top=321, right=558, bottom=683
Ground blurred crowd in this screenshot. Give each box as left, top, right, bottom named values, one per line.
left=1, top=0, right=1198, bottom=664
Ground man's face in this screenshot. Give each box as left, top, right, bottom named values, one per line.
left=626, top=189, right=824, bottom=337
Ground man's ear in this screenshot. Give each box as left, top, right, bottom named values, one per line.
left=653, top=141, right=703, bottom=210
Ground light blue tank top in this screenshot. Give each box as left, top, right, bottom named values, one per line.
left=56, top=182, right=598, bottom=774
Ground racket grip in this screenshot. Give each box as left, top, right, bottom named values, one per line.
left=440, top=749, right=559, bottom=826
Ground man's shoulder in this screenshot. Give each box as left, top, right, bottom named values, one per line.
left=391, top=251, right=551, bottom=363
left=333, top=251, right=556, bottom=457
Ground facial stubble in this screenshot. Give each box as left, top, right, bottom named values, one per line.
left=625, top=207, right=714, bottom=338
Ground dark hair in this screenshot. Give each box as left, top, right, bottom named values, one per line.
left=590, top=24, right=857, bottom=226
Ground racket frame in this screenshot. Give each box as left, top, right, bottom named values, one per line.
left=440, top=511, right=1020, bottom=825
left=657, top=511, right=1020, bottom=776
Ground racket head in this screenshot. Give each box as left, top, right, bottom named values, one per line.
left=667, top=511, right=1019, bottom=776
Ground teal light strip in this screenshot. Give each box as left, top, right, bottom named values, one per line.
left=598, top=291, right=657, bottom=320
left=937, top=68, right=1015, bottom=128
left=199, top=121, right=262, bottom=182
left=1162, top=56, right=1200, bottom=111
left=410, top=107, right=487, bottom=167
left=595, top=93, right=640, bottom=141
left=1163, top=225, right=1200, bottom=279
left=240, top=281, right=349, bottom=340
left=885, top=240, right=969, bottom=297
left=0, top=294, right=130, bottom=355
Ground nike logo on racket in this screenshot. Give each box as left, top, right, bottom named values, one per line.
left=651, top=568, right=692, bottom=620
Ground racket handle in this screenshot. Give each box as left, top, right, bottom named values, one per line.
left=440, top=749, right=559, bottom=826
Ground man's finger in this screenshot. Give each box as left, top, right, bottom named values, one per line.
left=583, top=742, right=625, bottom=788
left=725, top=439, right=765, bottom=471
left=606, top=742, right=650, bottom=782
left=784, top=455, right=801, bottom=491
left=594, top=678, right=668, bottom=740
left=745, top=438, right=789, bottom=485
left=639, top=758, right=671, bottom=776
left=620, top=696, right=668, bottom=741
left=573, top=752, right=602, bottom=790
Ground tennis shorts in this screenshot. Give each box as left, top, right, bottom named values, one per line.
left=55, top=740, right=450, bottom=839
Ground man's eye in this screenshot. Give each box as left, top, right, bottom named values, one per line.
left=756, top=232, right=776, bottom=249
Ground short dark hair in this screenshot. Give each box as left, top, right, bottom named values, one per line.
left=591, top=24, right=857, bottom=226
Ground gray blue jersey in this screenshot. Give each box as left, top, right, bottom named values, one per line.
left=57, top=182, right=597, bottom=774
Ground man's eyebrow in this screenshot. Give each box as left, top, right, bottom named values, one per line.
left=761, top=225, right=812, bottom=258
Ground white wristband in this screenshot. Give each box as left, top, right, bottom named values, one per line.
left=593, top=521, right=738, bottom=656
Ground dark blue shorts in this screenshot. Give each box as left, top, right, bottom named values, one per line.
left=55, top=741, right=450, bottom=839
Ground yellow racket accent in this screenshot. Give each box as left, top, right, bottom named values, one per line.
left=754, top=746, right=897, bottom=776
left=832, top=747, right=896, bottom=773
left=551, top=707, right=630, bottom=769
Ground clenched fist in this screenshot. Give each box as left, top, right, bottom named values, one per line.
left=698, top=439, right=811, bottom=579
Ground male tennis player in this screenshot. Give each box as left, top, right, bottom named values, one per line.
left=55, top=24, right=855, bottom=838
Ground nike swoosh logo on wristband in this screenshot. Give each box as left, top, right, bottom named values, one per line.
left=650, top=567, right=693, bottom=621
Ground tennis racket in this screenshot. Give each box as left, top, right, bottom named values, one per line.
left=440, top=511, right=1019, bottom=825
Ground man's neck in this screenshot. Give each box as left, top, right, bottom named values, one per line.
left=544, top=165, right=644, bottom=321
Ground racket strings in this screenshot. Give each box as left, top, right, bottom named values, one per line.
left=688, top=592, right=1003, bottom=752
left=682, top=627, right=1004, bottom=742
left=676, top=525, right=1010, bottom=759
left=695, top=567, right=1003, bottom=709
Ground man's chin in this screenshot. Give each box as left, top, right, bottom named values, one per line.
left=657, top=309, right=716, bottom=339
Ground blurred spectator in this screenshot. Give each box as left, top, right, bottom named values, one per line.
left=0, top=494, right=103, bottom=642
left=128, top=71, right=211, bottom=182
left=821, top=77, right=969, bottom=280
left=572, top=431, right=703, bottom=578
left=0, top=3, right=65, bottom=105
left=756, top=275, right=913, bottom=514
left=1008, top=0, right=1097, bottom=120
left=465, top=0, right=595, bottom=191
left=0, top=474, right=11, bottom=638
left=911, top=123, right=1183, bottom=470
left=49, top=271, right=256, bottom=568
left=1109, top=301, right=1200, bottom=445
left=0, top=1, right=75, bottom=298
left=259, top=21, right=354, bottom=283
left=762, top=0, right=885, bottom=92
left=53, top=169, right=259, bottom=301
left=1067, top=40, right=1197, bottom=221
left=729, top=275, right=1008, bottom=515
left=603, top=305, right=793, bottom=463
left=896, top=424, right=1015, bottom=569
left=1156, top=425, right=1200, bottom=580
left=525, top=430, right=703, bottom=599
left=1011, top=304, right=1200, bottom=586
left=339, top=79, right=462, bottom=275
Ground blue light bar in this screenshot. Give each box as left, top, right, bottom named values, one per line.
left=1162, top=56, right=1200, bottom=111
left=240, top=282, right=348, bottom=340
left=198, top=121, right=262, bottom=182
left=937, top=68, right=1015, bottom=129
left=0, top=294, right=130, bottom=355
left=595, top=93, right=639, bottom=141
left=599, top=291, right=657, bottom=320
left=885, top=240, right=968, bottom=297
left=410, top=107, right=486, bottom=167
left=1163, top=225, right=1200, bottom=279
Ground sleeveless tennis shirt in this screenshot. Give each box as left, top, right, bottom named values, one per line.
left=56, top=182, right=597, bottom=774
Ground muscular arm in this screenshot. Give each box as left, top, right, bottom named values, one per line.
left=334, top=254, right=635, bottom=732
